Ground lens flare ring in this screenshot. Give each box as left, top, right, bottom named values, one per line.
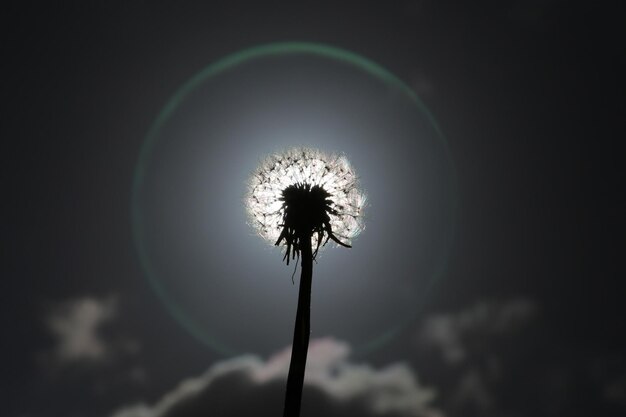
left=131, top=42, right=456, bottom=356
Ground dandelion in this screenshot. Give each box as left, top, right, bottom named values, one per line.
left=246, top=147, right=366, bottom=417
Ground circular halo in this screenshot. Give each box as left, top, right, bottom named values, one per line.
left=132, top=42, right=457, bottom=356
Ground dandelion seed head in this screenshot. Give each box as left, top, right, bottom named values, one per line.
left=246, top=147, right=366, bottom=251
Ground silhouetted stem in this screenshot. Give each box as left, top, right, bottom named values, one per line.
left=283, top=234, right=313, bottom=417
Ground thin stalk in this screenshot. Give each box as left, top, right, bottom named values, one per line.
left=282, top=234, right=313, bottom=417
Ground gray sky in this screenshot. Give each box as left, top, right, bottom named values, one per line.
left=3, top=2, right=625, bottom=417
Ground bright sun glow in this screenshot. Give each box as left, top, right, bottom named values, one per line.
left=246, top=148, right=366, bottom=249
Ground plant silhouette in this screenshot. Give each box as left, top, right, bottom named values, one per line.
left=276, top=183, right=350, bottom=417
left=246, top=148, right=365, bottom=417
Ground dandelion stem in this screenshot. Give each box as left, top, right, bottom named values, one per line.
left=283, top=232, right=313, bottom=417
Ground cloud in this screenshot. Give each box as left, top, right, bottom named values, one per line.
left=110, top=338, right=443, bottom=417
left=44, top=295, right=141, bottom=370
left=413, top=298, right=540, bottom=416
left=416, top=298, right=536, bottom=365
left=46, top=296, right=118, bottom=362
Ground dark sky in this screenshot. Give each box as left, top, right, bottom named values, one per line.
left=3, top=2, right=625, bottom=417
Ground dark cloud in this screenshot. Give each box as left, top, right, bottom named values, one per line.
left=450, top=369, right=493, bottom=412
left=412, top=298, right=626, bottom=417
left=416, top=298, right=536, bottom=365
left=605, top=375, right=626, bottom=406
left=412, top=298, right=541, bottom=416
left=110, top=338, right=442, bottom=417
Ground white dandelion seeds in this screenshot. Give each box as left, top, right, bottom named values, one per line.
left=246, top=147, right=366, bottom=261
